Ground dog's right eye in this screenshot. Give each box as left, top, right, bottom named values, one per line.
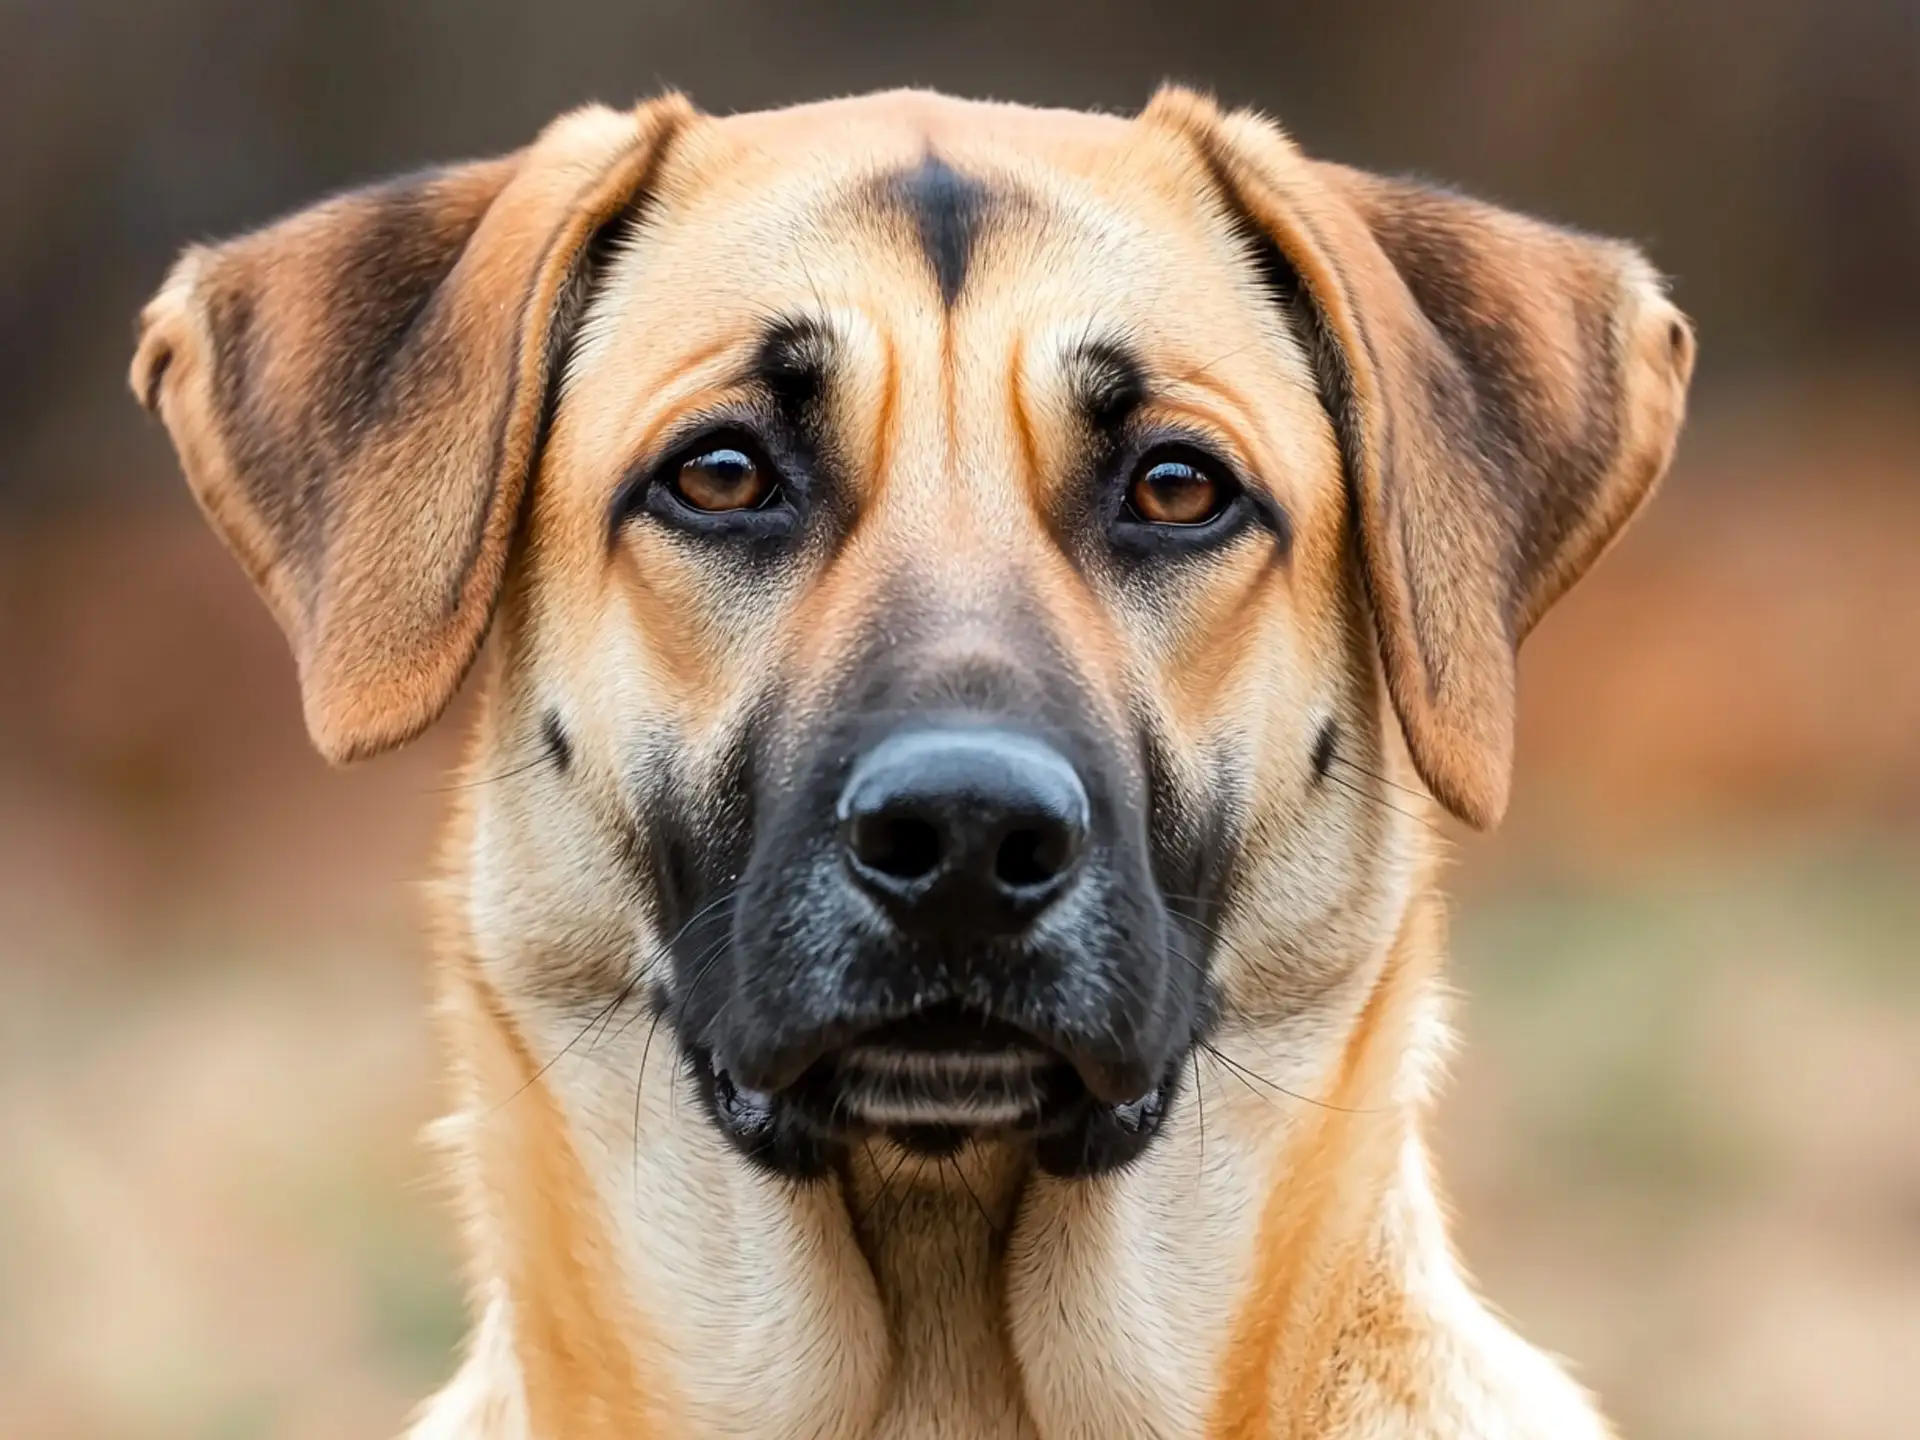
left=614, top=428, right=798, bottom=542
left=1127, top=456, right=1225, bottom=526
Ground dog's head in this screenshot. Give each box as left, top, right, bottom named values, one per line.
left=133, top=89, right=1692, bottom=1180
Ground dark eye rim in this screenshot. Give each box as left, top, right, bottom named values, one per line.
left=611, top=424, right=799, bottom=540
left=1109, top=440, right=1257, bottom=553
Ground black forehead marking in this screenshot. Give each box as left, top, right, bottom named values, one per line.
left=1069, top=337, right=1149, bottom=433
left=869, top=152, right=999, bottom=309
left=753, top=315, right=832, bottom=411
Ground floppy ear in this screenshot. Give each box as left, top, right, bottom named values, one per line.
left=1145, top=89, right=1696, bottom=828
left=130, top=96, right=695, bottom=762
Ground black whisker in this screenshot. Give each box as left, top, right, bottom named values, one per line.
left=1204, top=1043, right=1271, bottom=1107
left=1158, top=899, right=1277, bottom=996
left=630, top=1014, right=664, bottom=1196
left=881, top=1155, right=934, bottom=1253
left=581, top=972, right=646, bottom=1056
left=429, top=752, right=554, bottom=793
left=1327, top=751, right=1434, bottom=804
left=480, top=883, right=733, bottom=1194
left=660, top=934, right=737, bottom=1126
left=617, top=927, right=729, bottom=1083
left=628, top=896, right=745, bottom=1186
left=1162, top=902, right=1243, bottom=961
left=490, top=979, right=640, bottom=1117
left=850, top=1142, right=916, bottom=1234
left=934, top=1160, right=969, bottom=1256
left=1190, top=1044, right=1207, bottom=1203
left=1320, top=768, right=1447, bottom=836
left=947, top=1153, right=1001, bottom=1241
left=1198, top=1039, right=1382, bottom=1116
left=496, top=880, right=747, bottom=1122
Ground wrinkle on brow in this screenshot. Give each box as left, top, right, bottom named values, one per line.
left=1136, top=378, right=1300, bottom=537
left=574, top=327, right=739, bottom=417
left=598, top=335, right=762, bottom=506
left=869, top=326, right=899, bottom=511
left=1007, top=330, right=1041, bottom=506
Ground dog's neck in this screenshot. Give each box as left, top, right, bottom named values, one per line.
left=411, top=782, right=1607, bottom=1440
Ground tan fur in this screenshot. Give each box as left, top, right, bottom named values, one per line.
left=133, top=85, right=1692, bottom=1438
left=427, top=747, right=685, bottom=1437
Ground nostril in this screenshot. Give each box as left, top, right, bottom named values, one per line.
left=994, top=825, right=1075, bottom=891
left=849, top=812, right=943, bottom=884
left=837, top=726, right=1092, bottom=918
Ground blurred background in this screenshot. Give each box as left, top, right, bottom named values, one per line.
left=2, top=2, right=1916, bottom=1436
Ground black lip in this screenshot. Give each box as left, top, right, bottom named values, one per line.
left=851, top=999, right=1052, bottom=1055
left=688, top=1030, right=1187, bottom=1180
left=816, top=1044, right=1069, bottom=1130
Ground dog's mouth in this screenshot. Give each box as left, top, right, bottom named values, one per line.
left=830, top=1008, right=1066, bottom=1129
left=691, top=1001, right=1180, bottom=1178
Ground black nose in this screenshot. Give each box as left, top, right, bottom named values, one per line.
left=837, top=727, right=1090, bottom=931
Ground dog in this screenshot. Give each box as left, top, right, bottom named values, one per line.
left=131, top=86, right=1693, bottom=1439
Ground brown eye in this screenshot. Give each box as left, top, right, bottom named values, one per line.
left=673, top=446, right=771, bottom=512
left=1127, top=456, right=1226, bottom=526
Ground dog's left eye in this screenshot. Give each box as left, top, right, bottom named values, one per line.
left=673, top=446, right=775, bottom=512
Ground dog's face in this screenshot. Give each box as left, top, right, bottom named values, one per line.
left=533, top=102, right=1374, bottom=1179
left=132, top=91, right=1693, bottom=1183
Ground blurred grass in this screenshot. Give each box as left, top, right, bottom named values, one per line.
left=1460, top=838, right=1918, bottom=1206
left=1446, top=839, right=1920, bottom=1440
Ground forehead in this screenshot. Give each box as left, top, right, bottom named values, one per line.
left=568, top=91, right=1298, bottom=410
left=672, top=90, right=1213, bottom=284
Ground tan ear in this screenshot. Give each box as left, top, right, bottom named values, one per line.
left=1145, top=89, right=1695, bottom=827
left=130, top=96, right=695, bottom=762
